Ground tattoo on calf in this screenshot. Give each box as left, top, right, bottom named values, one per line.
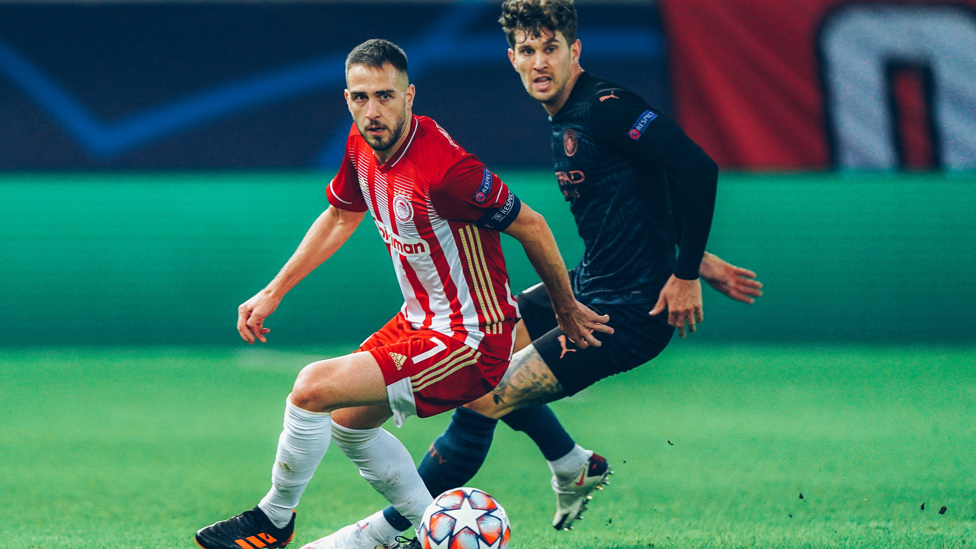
left=490, top=347, right=564, bottom=409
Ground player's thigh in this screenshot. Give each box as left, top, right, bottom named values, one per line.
left=533, top=303, right=673, bottom=396
left=332, top=405, right=394, bottom=430
left=291, top=352, right=390, bottom=413
left=513, top=319, right=532, bottom=353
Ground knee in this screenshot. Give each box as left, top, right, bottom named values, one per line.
left=290, top=360, right=339, bottom=412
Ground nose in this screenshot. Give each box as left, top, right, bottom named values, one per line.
left=531, top=51, right=547, bottom=71
left=365, top=98, right=380, bottom=118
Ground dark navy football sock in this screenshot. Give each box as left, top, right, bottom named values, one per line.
left=382, top=406, right=499, bottom=532
left=382, top=504, right=413, bottom=533
left=500, top=404, right=576, bottom=461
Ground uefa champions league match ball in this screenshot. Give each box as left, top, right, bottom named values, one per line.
left=418, top=487, right=511, bottom=549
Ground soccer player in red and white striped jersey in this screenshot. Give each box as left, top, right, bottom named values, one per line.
left=195, top=39, right=610, bottom=549
left=328, top=115, right=521, bottom=353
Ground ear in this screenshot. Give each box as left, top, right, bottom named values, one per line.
left=343, top=89, right=352, bottom=111
left=405, top=83, right=416, bottom=110
left=508, top=48, right=517, bottom=70
left=571, top=39, right=581, bottom=66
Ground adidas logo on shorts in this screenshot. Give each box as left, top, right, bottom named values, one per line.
left=389, top=352, right=407, bottom=370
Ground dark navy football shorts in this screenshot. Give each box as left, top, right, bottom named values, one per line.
left=516, top=282, right=675, bottom=396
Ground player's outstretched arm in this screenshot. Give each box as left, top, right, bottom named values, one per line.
left=237, top=206, right=365, bottom=344
left=502, top=203, right=612, bottom=348
left=699, top=251, right=763, bottom=304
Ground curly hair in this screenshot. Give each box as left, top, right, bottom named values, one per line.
left=499, top=0, right=578, bottom=48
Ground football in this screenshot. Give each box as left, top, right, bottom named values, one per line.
left=418, top=487, right=511, bottom=549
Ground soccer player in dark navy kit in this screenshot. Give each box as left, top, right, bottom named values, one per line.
left=311, top=2, right=764, bottom=547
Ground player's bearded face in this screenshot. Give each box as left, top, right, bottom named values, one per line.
left=509, top=29, right=580, bottom=111
left=345, top=63, right=415, bottom=157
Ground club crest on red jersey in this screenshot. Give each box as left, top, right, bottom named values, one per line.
left=393, top=194, right=414, bottom=223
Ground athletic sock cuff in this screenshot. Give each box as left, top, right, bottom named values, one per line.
left=383, top=505, right=414, bottom=532
left=330, top=422, right=380, bottom=447
left=452, top=406, right=499, bottom=432
left=501, top=405, right=575, bottom=461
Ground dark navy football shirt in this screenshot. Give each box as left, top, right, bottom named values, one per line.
left=550, top=72, right=717, bottom=305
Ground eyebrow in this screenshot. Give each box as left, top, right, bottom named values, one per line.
left=350, top=89, right=397, bottom=96
left=519, top=37, right=560, bottom=49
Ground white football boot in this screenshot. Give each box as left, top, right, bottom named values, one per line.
left=551, top=452, right=613, bottom=530
left=299, top=512, right=397, bottom=549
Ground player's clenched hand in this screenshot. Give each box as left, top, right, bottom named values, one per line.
left=237, top=290, right=281, bottom=344
left=650, top=275, right=703, bottom=338
left=555, top=301, right=612, bottom=349
left=699, top=252, right=763, bottom=304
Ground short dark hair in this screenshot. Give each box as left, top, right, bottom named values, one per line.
left=345, top=39, right=409, bottom=78
left=499, top=0, right=578, bottom=48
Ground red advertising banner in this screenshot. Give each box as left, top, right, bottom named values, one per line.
left=660, top=0, right=976, bottom=171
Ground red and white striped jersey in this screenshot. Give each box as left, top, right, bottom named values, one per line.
left=327, top=115, right=522, bottom=351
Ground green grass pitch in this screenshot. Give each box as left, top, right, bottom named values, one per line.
left=1, top=344, right=973, bottom=548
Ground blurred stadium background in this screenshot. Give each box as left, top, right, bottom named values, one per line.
left=1, top=0, right=973, bottom=346
left=1, top=1, right=974, bottom=547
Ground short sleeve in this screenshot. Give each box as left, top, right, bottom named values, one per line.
left=326, top=130, right=369, bottom=212
left=430, top=155, right=522, bottom=231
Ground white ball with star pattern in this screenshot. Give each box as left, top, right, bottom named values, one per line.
left=418, top=487, right=511, bottom=549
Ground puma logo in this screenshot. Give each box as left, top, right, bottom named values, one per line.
left=557, top=335, right=577, bottom=359
left=428, top=444, right=447, bottom=465
left=599, top=91, right=619, bottom=102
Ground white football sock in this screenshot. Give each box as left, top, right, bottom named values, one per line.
left=258, top=399, right=333, bottom=528
left=356, top=509, right=403, bottom=546
left=548, top=444, right=593, bottom=485
left=331, top=423, right=433, bottom=530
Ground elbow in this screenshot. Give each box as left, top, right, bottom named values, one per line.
left=503, top=203, right=551, bottom=243
left=525, top=208, right=547, bottom=228
left=705, top=158, right=719, bottom=196
left=515, top=200, right=546, bottom=229
left=524, top=209, right=552, bottom=239
left=693, top=154, right=719, bottom=198
left=694, top=148, right=718, bottom=186
left=705, top=155, right=719, bottom=181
